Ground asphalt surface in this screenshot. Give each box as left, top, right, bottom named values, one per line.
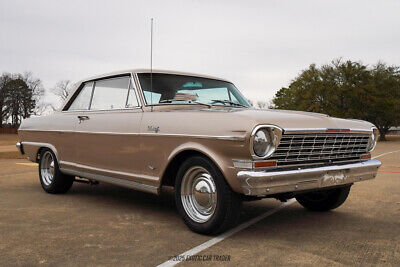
left=0, top=140, right=399, bottom=266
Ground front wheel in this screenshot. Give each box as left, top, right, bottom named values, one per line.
left=175, top=156, right=242, bottom=235
left=295, top=185, right=351, bottom=212
left=39, top=148, right=74, bottom=194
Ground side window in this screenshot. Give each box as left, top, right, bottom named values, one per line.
left=90, top=77, right=130, bottom=110
left=126, top=79, right=139, bottom=108
left=68, top=82, right=93, bottom=111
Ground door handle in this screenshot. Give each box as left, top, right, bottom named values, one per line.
left=77, top=115, right=90, bottom=123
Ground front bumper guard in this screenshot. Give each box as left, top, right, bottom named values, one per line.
left=237, top=159, right=381, bottom=196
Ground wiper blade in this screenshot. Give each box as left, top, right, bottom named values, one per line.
left=211, top=99, right=248, bottom=108
left=159, top=99, right=211, bottom=108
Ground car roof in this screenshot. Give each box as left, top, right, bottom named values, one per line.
left=78, top=69, right=230, bottom=84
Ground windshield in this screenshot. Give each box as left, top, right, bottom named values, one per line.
left=137, top=73, right=251, bottom=107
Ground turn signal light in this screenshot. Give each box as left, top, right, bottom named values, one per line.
left=360, top=154, right=371, bottom=160
left=254, top=161, right=277, bottom=168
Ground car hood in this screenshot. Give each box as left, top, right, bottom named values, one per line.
left=141, top=106, right=374, bottom=139
left=232, top=108, right=374, bottom=131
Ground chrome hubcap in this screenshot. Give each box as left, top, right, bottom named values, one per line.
left=181, top=166, right=217, bottom=223
left=40, top=151, right=55, bottom=186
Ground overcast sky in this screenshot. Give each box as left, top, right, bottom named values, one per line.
left=1, top=0, right=399, bottom=107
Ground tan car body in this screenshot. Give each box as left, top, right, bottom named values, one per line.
left=18, top=69, right=380, bottom=196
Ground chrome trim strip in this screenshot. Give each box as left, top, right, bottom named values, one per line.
left=134, top=72, right=147, bottom=106
left=88, top=80, right=96, bottom=110
left=232, top=159, right=253, bottom=169
left=237, top=159, right=381, bottom=196
left=21, top=141, right=59, bottom=162
left=368, top=127, right=379, bottom=152
left=59, top=167, right=159, bottom=195
left=283, top=128, right=372, bottom=134
left=134, top=70, right=230, bottom=83
left=16, top=142, right=24, bottom=155
left=61, top=107, right=143, bottom=113
left=59, top=160, right=159, bottom=181
left=140, top=132, right=245, bottom=141
left=18, top=129, right=245, bottom=141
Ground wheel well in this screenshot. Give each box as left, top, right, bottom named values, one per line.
left=161, top=150, right=216, bottom=187
left=36, top=147, right=46, bottom=162
left=36, top=147, right=55, bottom=163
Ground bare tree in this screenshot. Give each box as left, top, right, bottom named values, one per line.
left=1, top=72, right=45, bottom=126
left=256, top=101, right=268, bottom=109
left=52, top=80, right=74, bottom=102
left=33, top=101, right=56, bottom=116
left=20, top=72, right=45, bottom=106
left=0, top=73, right=12, bottom=126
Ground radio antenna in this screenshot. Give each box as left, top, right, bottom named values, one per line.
left=150, top=18, right=154, bottom=112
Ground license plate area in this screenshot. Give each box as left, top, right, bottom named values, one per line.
left=322, top=170, right=347, bottom=186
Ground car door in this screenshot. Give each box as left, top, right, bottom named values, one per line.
left=57, top=81, right=94, bottom=170
left=73, top=75, right=144, bottom=183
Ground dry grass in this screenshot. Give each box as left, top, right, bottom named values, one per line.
left=0, top=134, right=24, bottom=159
left=0, top=134, right=19, bottom=146
left=384, top=135, right=400, bottom=142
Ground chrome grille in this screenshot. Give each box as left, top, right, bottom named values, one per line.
left=269, top=132, right=370, bottom=168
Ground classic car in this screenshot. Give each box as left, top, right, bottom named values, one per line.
left=17, top=69, right=381, bottom=234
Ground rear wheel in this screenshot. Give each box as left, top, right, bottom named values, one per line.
left=175, top=156, right=242, bottom=235
left=39, top=148, right=74, bottom=194
left=295, top=185, right=351, bottom=211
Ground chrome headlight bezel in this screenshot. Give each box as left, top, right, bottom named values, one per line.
left=250, top=125, right=282, bottom=159
left=367, top=127, right=379, bottom=152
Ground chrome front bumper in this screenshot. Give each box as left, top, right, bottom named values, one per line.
left=237, top=159, right=381, bottom=196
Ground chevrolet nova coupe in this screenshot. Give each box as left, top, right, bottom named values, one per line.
left=17, top=69, right=381, bottom=234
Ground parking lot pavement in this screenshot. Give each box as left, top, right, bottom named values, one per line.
left=0, top=141, right=399, bottom=266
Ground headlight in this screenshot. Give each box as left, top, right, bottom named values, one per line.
left=367, top=127, right=379, bottom=152
left=250, top=125, right=282, bottom=159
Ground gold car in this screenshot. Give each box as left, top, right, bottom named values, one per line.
left=17, top=69, right=381, bottom=234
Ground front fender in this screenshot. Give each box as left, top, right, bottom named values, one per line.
left=161, top=141, right=244, bottom=194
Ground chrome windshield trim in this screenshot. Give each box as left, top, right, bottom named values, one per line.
left=133, top=72, right=147, bottom=107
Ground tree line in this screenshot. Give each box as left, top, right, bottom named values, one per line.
left=271, top=59, right=400, bottom=140
left=2, top=60, right=399, bottom=141
left=0, top=72, right=44, bottom=127
left=0, top=71, right=76, bottom=128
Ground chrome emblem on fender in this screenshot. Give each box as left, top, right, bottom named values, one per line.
left=147, top=125, right=160, bottom=133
